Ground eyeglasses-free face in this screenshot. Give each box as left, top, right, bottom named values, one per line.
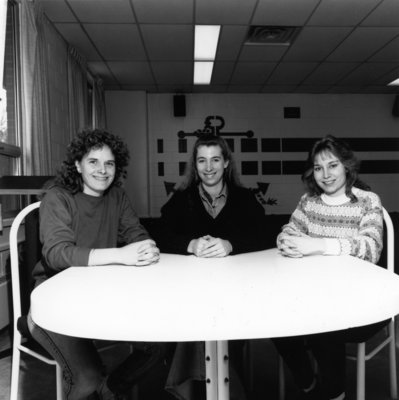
left=195, top=145, right=229, bottom=192
left=75, top=145, right=116, bottom=197
left=313, top=150, right=347, bottom=197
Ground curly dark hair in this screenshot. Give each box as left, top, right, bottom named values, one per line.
left=179, top=134, right=242, bottom=190
left=302, top=135, right=369, bottom=202
left=51, top=129, right=130, bottom=193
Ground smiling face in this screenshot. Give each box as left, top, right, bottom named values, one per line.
left=195, top=145, right=229, bottom=192
left=313, top=150, right=347, bottom=197
left=75, top=145, right=116, bottom=196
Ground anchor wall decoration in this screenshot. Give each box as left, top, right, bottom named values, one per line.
left=178, top=115, right=254, bottom=138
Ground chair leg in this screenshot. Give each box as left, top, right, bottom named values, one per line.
left=278, top=355, right=285, bottom=400
left=10, top=348, right=21, bottom=400
left=356, top=343, right=366, bottom=400
left=388, top=321, right=398, bottom=399
left=56, top=363, right=64, bottom=400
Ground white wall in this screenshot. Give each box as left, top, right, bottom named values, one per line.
left=105, top=92, right=399, bottom=217
left=105, top=91, right=150, bottom=216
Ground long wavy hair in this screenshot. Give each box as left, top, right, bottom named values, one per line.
left=50, top=129, right=130, bottom=194
left=178, top=134, right=242, bottom=190
left=302, top=135, right=369, bottom=202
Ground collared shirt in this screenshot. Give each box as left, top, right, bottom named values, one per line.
left=198, top=183, right=228, bottom=218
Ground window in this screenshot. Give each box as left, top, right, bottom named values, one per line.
left=1, top=0, right=22, bottom=214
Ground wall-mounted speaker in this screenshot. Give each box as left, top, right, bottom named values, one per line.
left=173, top=95, right=186, bottom=117
left=392, top=95, right=399, bottom=117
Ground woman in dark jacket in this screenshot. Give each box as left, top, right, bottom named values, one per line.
left=157, top=134, right=271, bottom=400
left=158, top=133, right=270, bottom=256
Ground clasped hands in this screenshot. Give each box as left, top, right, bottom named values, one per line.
left=278, top=233, right=326, bottom=258
left=122, top=239, right=160, bottom=266
left=188, top=235, right=232, bottom=258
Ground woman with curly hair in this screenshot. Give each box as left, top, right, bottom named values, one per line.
left=273, top=135, right=385, bottom=400
left=28, top=129, right=163, bottom=400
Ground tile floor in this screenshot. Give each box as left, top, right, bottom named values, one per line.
left=0, top=327, right=397, bottom=400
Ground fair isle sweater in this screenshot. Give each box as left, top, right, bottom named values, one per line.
left=277, top=187, right=383, bottom=264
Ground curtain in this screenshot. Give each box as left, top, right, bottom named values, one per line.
left=93, top=77, right=107, bottom=129
left=19, top=0, right=51, bottom=175
left=67, top=46, right=88, bottom=139
left=0, top=0, right=7, bottom=88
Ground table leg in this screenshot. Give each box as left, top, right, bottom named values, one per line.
left=205, top=340, right=230, bottom=400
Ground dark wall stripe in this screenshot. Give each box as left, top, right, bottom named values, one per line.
left=360, top=160, right=399, bottom=174
left=241, top=138, right=258, bottom=152
left=179, top=162, right=186, bottom=176
left=158, top=162, right=164, bottom=176
left=282, top=137, right=399, bottom=152
left=282, top=161, right=307, bottom=175
left=241, top=161, right=258, bottom=175
left=262, top=161, right=281, bottom=175
left=157, top=139, right=163, bottom=153
left=261, top=138, right=281, bottom=152
left=178, top=139, right=187, bottom=153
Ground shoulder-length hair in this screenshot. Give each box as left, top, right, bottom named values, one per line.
left=52, top=129, right=130, bottom=194
left=178, top=134, right=242, bottom=190
left=302, top=135, right=369, bottom=202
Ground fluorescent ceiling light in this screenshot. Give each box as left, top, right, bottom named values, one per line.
left=388, top=78, right=399, bottom=86
left=194, top=61, right=214, bottom=85
left=194, top=25, right=220, bottom=60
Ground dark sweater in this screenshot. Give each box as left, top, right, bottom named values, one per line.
left=157, top=185, right=272, bottom=254
left=33, top=186, right=150, bottom=284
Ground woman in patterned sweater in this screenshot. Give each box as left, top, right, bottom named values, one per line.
left=273, top=135, right=385, bottom=400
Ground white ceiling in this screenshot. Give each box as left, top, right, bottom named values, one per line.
left=36, top=0, right=399, bottom=94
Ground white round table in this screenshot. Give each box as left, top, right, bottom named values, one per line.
left=31, top=249, right=399, bottom=400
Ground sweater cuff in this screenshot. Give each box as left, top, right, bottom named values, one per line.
left=323, top=238, right=341, bottom=256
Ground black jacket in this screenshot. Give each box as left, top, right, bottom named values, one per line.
left=156, top=185, right=272, bottom=254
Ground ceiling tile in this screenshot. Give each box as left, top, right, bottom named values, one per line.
left=261, top=85, right=297, bottom=93
left=132, top=0, right=193, bottom=24
left=141, top=25, right=193, bottom=61
left=239, top=44, right=289, bottom=62
left=227, top=85, right=262, bottom=93
left=294, top=85, right=332, bottom=94
left=196, top=0, right=257, bottom=24
left=217, top=26, right=248, bottom=61
left=158, top=84, right=194, bottom=93
left=212, top=62, right=236, bottom=85
left=369, top=36, right=399, bottom=62
left=55, top=23, right=102, bottom=61
left=230, top=62, right=276, bottom=85
left=67, top=0, right=135, bottom=23
left=151, top=62, right=193, bottom=85
left=307, top=0, right=382, bottom=26
left=327, top=27, right=399, bottom=62
left=284, top=27, right=352, bottom=62
left=267, top=62, right=319, bottom=85
left=338, top=62, right=399, bottom=85
left=84, top=24, right=146, bottom=60
left=361, top=0, right=399, bottom=26
left=37, top=0, right=77, bottom=22
left=252, top=0, right=320, bottom=26
left=107, top=61, right=154, bottom=85
left=303, top=63, right=358, bottom=85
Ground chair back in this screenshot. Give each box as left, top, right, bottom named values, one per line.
left=10, top=202, right=41, bottom=333
left=382, top=207, right=394, bottom=273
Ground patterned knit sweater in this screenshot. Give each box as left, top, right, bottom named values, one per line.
left=277, top=188, right=383, bottom=264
